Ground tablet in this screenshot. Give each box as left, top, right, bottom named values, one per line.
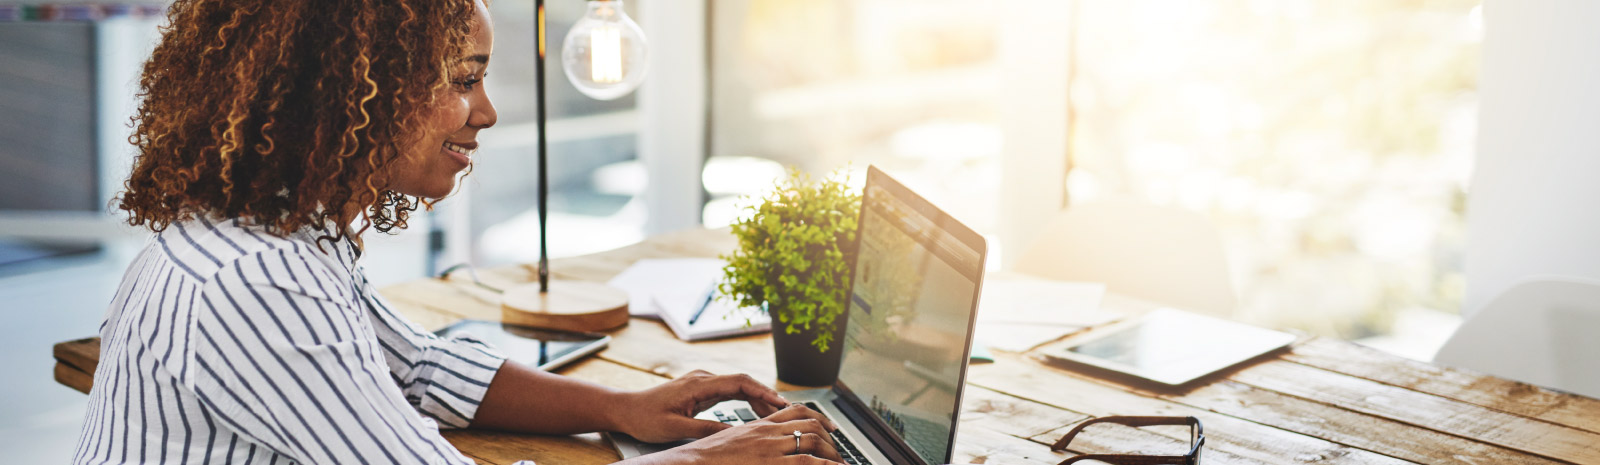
left=433, top=320, right=611, bottom=371
left=1041, top=308, right=1295, bottom=386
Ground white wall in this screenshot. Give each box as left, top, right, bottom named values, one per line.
left=1464, top=0, right=1600, bottom=317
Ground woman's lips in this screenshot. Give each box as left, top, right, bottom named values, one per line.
left=442, top=140, right=477, bottom=166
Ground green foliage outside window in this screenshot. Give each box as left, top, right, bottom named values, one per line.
left=719, top=168, right=861, bottom=352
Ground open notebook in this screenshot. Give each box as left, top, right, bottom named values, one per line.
left=607, top=258, right=770, bottom=340
left=653, top=287, right=770, bottom=341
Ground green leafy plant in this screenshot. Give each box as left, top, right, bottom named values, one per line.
left=719, top=167, right=860, bottom=352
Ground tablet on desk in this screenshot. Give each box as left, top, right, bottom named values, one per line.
left=1041, top=308, right=1295, bottom=386
left=434, top=320, right=610, bottom=371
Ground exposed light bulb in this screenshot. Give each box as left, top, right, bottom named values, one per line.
left=561, top=0, right=648, bottom=100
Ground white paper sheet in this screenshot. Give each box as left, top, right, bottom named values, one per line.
left=606, top=258, right=729, bottom=319
left=974, top=278, right=1120, bottom=352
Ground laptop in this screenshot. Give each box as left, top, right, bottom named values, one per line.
left=611, top=166, right=989, bottom=465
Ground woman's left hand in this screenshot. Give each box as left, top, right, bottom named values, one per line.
left=612, top=369, right=802, bottom=443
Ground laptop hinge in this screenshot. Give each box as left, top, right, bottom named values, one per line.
left=831, top=394, right=925, bottom=465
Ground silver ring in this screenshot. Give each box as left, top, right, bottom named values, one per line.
left=793, top=430, right=803, bottom=454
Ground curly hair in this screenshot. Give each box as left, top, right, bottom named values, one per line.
left=117, top=0, right=480, bottom=246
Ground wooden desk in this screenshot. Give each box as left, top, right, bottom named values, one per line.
left=53, top=228, right=1600, bottom=465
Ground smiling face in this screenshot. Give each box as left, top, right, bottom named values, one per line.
left=388, top=0, right=498, bottom=200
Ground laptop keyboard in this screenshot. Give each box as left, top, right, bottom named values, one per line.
left=805, top=402, right=873, bottom=465
left=708, top=402, right=872, bottom=465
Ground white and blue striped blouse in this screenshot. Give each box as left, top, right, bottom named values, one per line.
left=73, top=216, right=507, bottom=464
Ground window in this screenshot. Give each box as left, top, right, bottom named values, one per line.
left=711, top=0, right=1482, bottom=339
left=1067, top=0, right=1481, bottom=336
left=706, top=0, right=1006, bottom=240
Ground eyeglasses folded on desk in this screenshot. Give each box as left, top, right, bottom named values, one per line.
left=1050, top=416, right=1205, bottom=465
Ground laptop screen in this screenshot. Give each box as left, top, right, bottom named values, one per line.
left=837, top=167, right=986, bottom=465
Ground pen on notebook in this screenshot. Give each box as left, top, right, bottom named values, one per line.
left=686, top=284, right=717, bottom=326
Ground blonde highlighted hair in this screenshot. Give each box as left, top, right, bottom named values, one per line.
left=118, top=0, right=480, bottom=245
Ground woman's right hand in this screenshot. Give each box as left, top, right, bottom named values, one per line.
left=632, top=404, right=847, bottom=465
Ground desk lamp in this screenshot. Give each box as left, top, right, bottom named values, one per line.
left=501, top=0, right=648, bottom=332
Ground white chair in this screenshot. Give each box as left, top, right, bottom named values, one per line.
left=1012, top=198, right=1237, bottom=318
left=1434, top=277, right=1600, bottom=399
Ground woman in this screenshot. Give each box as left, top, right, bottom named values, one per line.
left=74, top=0, right=844, bottom=463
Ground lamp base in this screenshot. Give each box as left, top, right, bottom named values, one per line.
left=501, top=280, right=630, bottom=332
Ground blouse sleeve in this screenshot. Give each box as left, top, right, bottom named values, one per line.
left=188, top=248, right=486, bottom=465
left=360, top=280, right=508, bottom=430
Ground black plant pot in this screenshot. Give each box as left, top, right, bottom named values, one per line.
left=770, top=314, right=846, bottom=387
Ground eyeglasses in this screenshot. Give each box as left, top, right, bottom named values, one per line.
left=1049, top=416, right=1205, bottom=465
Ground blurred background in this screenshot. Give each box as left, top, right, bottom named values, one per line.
left=11, top=0, right=1600, bottom=462
left=482, top=0, right=1484, bottom=349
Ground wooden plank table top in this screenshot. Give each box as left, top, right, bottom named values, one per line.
left=52, top=228, right=1600, bottom=465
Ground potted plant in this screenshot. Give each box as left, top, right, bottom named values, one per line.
left=719, top=168, right=860, bottom=386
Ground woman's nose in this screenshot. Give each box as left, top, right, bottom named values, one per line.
left=470, top=90, right=497, bottom=129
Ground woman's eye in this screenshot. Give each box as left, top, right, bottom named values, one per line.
left=454, top=76, right=483, bottom=91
